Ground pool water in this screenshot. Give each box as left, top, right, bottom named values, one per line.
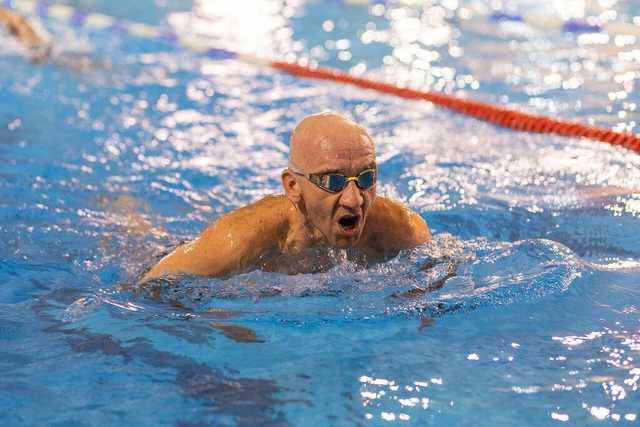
left=1, top=0, right=640, bottom=425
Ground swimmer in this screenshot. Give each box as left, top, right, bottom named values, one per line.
left=0, top=7, right=104, bottom=72
left=142, top=112, right=430, bottom=282
left=0, top=7, right=50, bottom=61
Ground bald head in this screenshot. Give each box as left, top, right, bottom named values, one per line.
left=289, top=112, right=375, bottom=173
left=282, top=112, right=378, bottom=247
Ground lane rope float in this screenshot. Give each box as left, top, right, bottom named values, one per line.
left=4, top=0, right=640, bottom=153
left=270, top=61, right=640, bottom=153
left=341, top=0, right=640, bottom=38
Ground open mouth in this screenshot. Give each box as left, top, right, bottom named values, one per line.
left=338, top=214, right=360, bottom=231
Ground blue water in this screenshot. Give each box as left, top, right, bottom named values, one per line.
left=2, top=0, right=640, bottom=425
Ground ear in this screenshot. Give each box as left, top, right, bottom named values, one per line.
left=282, top=169, right=302, bottom=203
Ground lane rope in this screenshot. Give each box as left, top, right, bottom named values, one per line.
left=485, top=11, right=640, bottom=38
left=3, top=0, right=640, bottom=154
left=270, top=61, right=640, bottom=153
left=342, top=0, right=640, bottom=38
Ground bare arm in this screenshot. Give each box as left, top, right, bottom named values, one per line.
left=0, top=8, right=49, bottom=53
left=140, top=196, right=289, bottom=282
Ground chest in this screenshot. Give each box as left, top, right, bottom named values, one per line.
left=256, top=246, right=369, bottom=275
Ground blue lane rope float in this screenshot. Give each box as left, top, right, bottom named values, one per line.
left=338, top=0, right=640, bottom=37
left=5, top=0, right=640, bottom=38
left=490, top=11, right=605, bottom=33
left=488, top=11, right=620, bottom=34
left=3, top=0, right=640, bottom=153
left=486, top=9, right=640, bottom=36
left=5, top=0, right=640, bottom=47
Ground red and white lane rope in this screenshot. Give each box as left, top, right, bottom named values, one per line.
left=5, top=0, right=640, bottom=153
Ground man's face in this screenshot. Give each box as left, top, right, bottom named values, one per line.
left=295, top=134, right=377, bottom=248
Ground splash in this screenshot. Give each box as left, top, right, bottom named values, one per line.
left=62, top=234, right=587, bottom=323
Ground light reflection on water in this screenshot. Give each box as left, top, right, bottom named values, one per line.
left=1, top=0, right=640, bottom=425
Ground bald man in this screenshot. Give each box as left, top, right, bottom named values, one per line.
left=142, top=112, right=430, bottom=281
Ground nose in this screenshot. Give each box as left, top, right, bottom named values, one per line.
left=338, top=180, right=364, bottom=209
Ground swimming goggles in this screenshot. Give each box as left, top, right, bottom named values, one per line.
left=289, top=165, right=377, bottom=193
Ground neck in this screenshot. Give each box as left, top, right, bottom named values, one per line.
left=284, top=199, right=328, bottom=253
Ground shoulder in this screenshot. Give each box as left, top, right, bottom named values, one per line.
left=0, top=8, right=14, bottom=22
left=141, top=195, right=291, bottom=280
left=362, top=196, right=430, bottom=251
left=203, top=195, right=291, bottom=245
left=218, top=194, right=290, bottom=222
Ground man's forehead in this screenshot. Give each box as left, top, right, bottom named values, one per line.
left=318, top=136, right=374, bottom=160
left=289, top=112, right=376, bottom=170
left=324, top=148, right=368, bottom=161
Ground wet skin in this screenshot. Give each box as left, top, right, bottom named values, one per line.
left=0, top=8, right=50, bottom=60
left=0, top=8, right=106, bottom=72
left=142, top=112, right=430, bottom=281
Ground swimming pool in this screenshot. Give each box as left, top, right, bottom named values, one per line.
left=1, top=0, right=640, bottom=425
